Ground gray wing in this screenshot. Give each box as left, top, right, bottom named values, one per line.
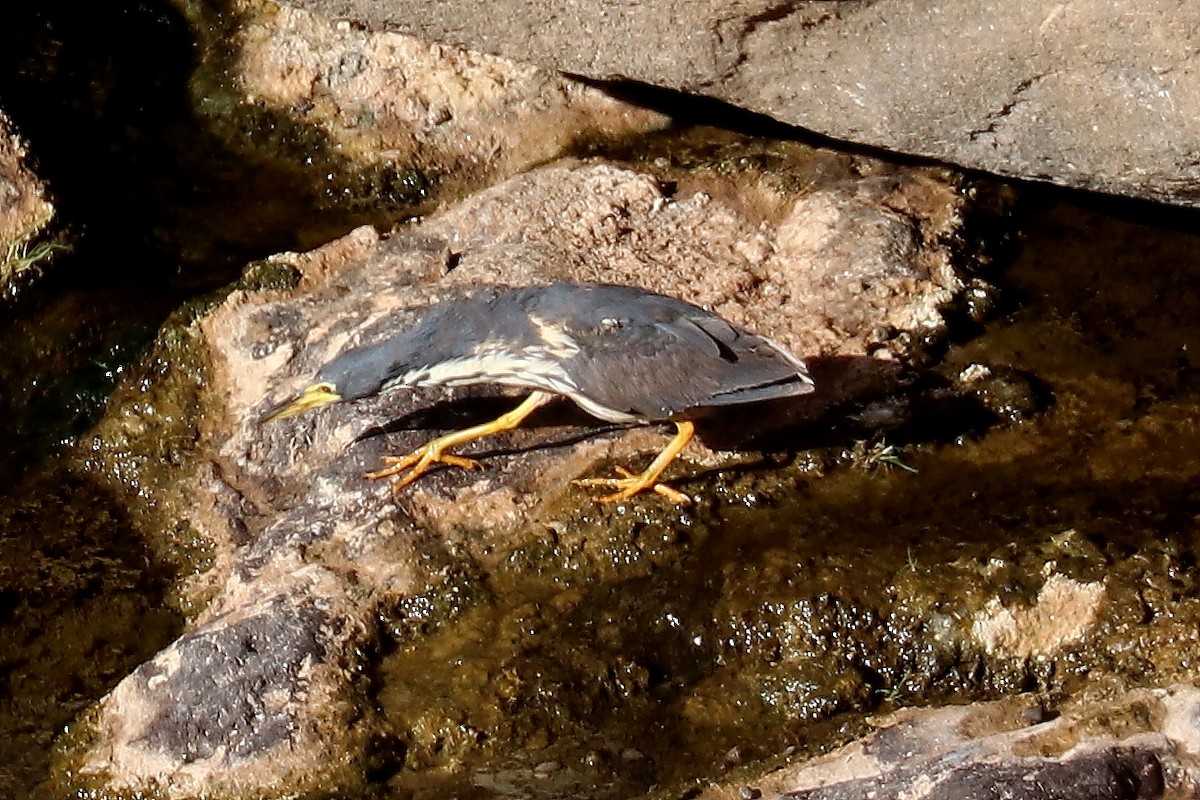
left=556, top=294, right=813, bottom=422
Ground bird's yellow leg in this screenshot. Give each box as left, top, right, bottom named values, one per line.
left=366, top=391, right=551, bottom=492
left=575, top=421, right=695, bottom=504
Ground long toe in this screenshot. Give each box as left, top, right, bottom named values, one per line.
left=364, top=452, right=424, bottom=480
left=648, top=483, right=692, bottom=504
left=435, top=454, right=483, bottom=470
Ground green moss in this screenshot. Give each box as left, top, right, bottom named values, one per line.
left=237, top=258, right=302, bottom=293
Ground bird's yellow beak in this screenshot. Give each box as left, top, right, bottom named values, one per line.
left=260, top=382, right=342, bottom=423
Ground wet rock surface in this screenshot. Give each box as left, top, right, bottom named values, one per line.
left=289, top=0, right=1200, bottom=208
left=66, top=155, right=968, bottom=795
left=82, top=585, right=371, bottom=796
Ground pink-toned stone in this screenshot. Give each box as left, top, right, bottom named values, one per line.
left=972, top=573, right=1107, bottom=659
left=194, top=0, right=669, bottom=205
left=697, top=685, right=1199, bottom=800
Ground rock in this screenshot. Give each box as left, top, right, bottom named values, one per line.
left=205, top=160, right=963, bottom=539
left=0, top=108, right=55, bottom=287
left=697, top=685, right=1200, bottom=799
left=185, top=0, right=670, bottom=213
left=69, top=155, right=969, bottom=796
left=285, top=0, right=1200, bottom=208
left=972, top=572, right=1106, bottom=659
left=80, top=577, right=372, bottom=797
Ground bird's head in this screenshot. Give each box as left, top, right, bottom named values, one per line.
left=260, top=380, right=343, bottom=422
left=259, top=335, right=423, bottom=423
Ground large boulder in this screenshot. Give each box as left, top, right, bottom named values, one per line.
left=286, top=0, right=1200, bottom=207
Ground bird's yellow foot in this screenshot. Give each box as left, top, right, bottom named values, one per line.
left=364, top=392, right=554, bottom=494
left=575, top=420, right=695, bottom=504
left=365, top=445, right=482, bottom=492
left=575, top=466, right=692, bottom=504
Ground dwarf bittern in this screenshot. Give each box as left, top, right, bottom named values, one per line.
left=262, top=282, right=814, bottom=502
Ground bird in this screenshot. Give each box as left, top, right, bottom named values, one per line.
left=261, top=282, right=814, bottom=503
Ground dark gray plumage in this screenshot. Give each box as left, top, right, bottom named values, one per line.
left=263, top=282, right=816, bottom=501
left=313, top=282, right=814, bottom=423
